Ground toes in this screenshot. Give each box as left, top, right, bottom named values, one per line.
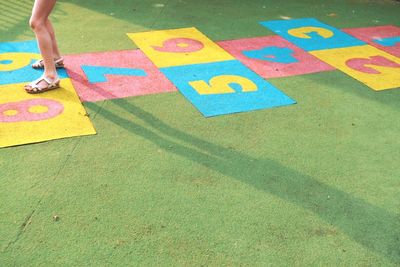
left=24, top=87, right=34, bottom=93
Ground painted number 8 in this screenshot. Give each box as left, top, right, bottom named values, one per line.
left=0, top=99, right=64, bottom=123
left=189, top=75, right=258, bottom=95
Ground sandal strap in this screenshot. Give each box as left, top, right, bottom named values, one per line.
left=29, top=77, right=59, bottom=89
left=32, top=58, right=64, bottom=68
left=25, top=76, right=60, bottom=93
left=42, top=77, right=52, bottom=85
left=32, top=59, right=44, bottom=67
left=27, top=77, right=44, bottom=87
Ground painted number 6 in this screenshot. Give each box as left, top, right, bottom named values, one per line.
left=0, top=99, right=64, bottom=123
left=189, top=75, right=258, bottom=95
left=152, top=38, right=204, bottom=53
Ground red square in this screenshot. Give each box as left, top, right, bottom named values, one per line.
left=343, top=26, right=400, bottom=57
left=217, top=36, right=334, bottom=79
left=64, top=50, right=176, bottom=102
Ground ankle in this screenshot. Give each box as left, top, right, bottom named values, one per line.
left=44, top=73, right=58, bottom=80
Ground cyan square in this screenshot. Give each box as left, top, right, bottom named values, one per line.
left=0, top=40, right=39, bottom=53
left=0, top=40, right=68, bottom=85
left=260, top=18, right=365, bottom=51
left=160, top=60, right=296, bottom=117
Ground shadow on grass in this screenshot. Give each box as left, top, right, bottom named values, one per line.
left=83, top=90, right=399, bottom=263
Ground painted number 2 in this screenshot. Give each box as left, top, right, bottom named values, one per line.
left=346, top=55, right=400, bottom=74
left=189, top=75, right=258, bottom=95
left=0, top=99, right=64, bottom=123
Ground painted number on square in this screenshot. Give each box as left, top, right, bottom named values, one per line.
left=127, top=27, right=234, bottom=68
left=81, top=65, right=147, bottom=83
left=260, top=18, right=365, bottom=51
left=160, top=60, right=296, bottom=117
left=190, top=75, right=258, bottom=95
left=0, top=99, right=63, bottom=123
left=311, top=45, right=400, bottom=91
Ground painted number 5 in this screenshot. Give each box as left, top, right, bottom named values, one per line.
left=189, top=75, right=258, bottom=95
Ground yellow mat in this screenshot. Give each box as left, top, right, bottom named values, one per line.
left=311, top=45, right=400, bottom=91
left=127, top=27, right=234, bottom=68
left=0, top=78, right=96, bottom=148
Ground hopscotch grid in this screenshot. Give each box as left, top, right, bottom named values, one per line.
left=260, top=18, right=400, bottom=91
left=1, top=21, right=399, bottom=147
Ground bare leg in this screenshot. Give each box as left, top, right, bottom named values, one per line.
left=26, top=0, right=59, bottom=92
left=45, top=19, right=62, bottom=60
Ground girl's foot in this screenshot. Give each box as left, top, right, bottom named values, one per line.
left=31, top=57, right=64, bottom=69
left=24, top=76, right=60, bottom=94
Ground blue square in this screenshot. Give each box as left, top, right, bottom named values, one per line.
left=260, top=18, right=365, bottom=51
left=0, top=40, right=39, bottom=53
left=160, top=60, right=296, bottom=117
left=0, top=40, right=68, bottom=85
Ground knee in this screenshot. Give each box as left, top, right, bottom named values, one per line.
left=29, top=17, right=45, bottom=31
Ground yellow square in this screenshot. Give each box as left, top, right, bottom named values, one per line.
left=311, top=45, right=400, bottom=91
left=127, top=27, right=234, bottom=68
left=0, top=78, right=96, bottom=148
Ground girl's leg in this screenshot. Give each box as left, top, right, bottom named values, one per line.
left=29, top=0, right=58, bottom=80
left=45, top=19, right=62, bottom=60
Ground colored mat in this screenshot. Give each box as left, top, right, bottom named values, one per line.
left=260, top=18, right=400, bottom=91
left=0, top=79, right=96, bottom=148
left=0, top=41, right=96, bottom=148
left=0, top=40, right=68, bottom=85
left=128, top=27, right=296, bottom=117
left=64, top=50, right=176, bottom=102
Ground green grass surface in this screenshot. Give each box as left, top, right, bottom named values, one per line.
left=1, top=0, right=400, bottom=266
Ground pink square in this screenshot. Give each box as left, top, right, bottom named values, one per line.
left=64, top=50, right=176, bottom=102
left=343, top=26, right=400, bottom=57
left=217, top=36, right=334, bottom=79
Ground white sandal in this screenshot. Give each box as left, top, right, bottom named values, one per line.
left=24, top=76, right=60, bottom=94
left=32, top=58, right=64, bottom=69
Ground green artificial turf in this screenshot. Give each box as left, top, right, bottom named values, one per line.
left=1, top=0, right=400, bottom=266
